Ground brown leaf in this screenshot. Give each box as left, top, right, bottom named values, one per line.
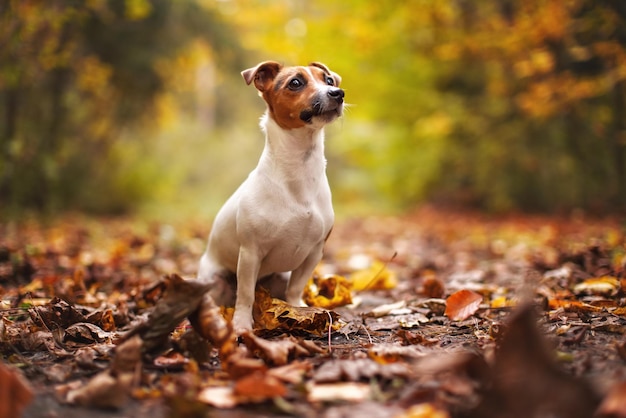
left=302, top=272, right=353, bottom=309
left=0, top=363, right=33, bottom=418
left=241, top=331, right=323, bottom=366
left=64, top=371, right=133, bottom=409
left=29, top=297, right=87, bottom=328
left=253, top=288, right=339, bottom=336
left=267, top=360, right=312, bottom=384
left=189, top=292, right=236, bottom=362
left=468, top=304, right=599, bottom=418
left=111, top=335, right=142, bottom=375
left=314, top=358, right=410, bottom=383
left=307, top=382, right=371, bottom=402
left=197, top=386, right=237, bottom=409
left=596, top=381, right=626, bottom=417
left=233, top=371, right=287, bottom=400
left=64, top=322, right=110, bottom=346
left=126, top=274, right=210, bottom=355
left=445, top=289, right=483, bottom=321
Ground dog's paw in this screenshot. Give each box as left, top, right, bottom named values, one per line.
left=232, top=313, right=253, bottom=335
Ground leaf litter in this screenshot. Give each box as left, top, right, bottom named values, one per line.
left=1, top=208, right=626, bottom=417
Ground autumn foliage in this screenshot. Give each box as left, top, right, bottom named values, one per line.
left=1, top=210, right=626, bottom=417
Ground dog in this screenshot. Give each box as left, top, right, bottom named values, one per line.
left=197, top=61, right=344, bottom=333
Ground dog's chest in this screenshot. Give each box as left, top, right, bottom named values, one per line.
left=253, top=185, right=333, bottom=275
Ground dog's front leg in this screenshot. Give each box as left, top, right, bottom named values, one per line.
left=233, top=246, right=260, bottom=333
left=285, top=244, right=324, bottom=306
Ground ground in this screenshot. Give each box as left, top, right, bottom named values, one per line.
left=1, top=207, right=626, bottom=418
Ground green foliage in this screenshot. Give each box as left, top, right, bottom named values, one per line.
left=224, top=0, right=626, bottom=213
left=0, top=0, right=243, bottom=215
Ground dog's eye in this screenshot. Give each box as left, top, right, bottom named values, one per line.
left=288, top=78, right=303, bottom=89
left=325, top=76, right=334, bottom=86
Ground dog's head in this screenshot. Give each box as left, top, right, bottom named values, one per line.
left=242, top=61, right=344, bottom=130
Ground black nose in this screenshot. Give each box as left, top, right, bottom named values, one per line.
left=328, top=87, right=345, bottom=102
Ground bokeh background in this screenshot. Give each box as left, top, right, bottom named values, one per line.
left=2, top=0, right=625, bottom=219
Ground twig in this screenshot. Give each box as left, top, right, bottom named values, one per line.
left=326, top=310, right=333, bottom=353
left=361, top=323, right=373, bottom=345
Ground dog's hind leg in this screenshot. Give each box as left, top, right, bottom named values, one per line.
left=285, top=243, right=324, bottom=306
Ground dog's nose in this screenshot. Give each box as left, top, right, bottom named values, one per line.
left=328, top=87, right=345, bottom=103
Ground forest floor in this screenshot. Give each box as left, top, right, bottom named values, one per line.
left=2, top=207, right=626, bottom=418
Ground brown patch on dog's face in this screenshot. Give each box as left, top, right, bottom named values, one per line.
left=241, top=61, right=344, bottom=130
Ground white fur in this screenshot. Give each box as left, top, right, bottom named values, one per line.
left=198, top=112, right=335, bottom=332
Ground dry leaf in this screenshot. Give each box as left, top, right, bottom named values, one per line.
left=349, top=260, right=398, bottom=291
left=573, top=276, right=619, bottom=296
left=303, top=272, right=353, bottom=309
left=197, top=386, right=237, bottom=408
left=189, top=292, right=237, bottom=362
left=0, top=363, right=33, bottom=418
left=314, top=358, right=410, bottom=382
left=233, top=371, right=287, bottom=400
left=307, top=382, right=371, bottom=402
left=129, top=274, right=211, bottom=355
left=111, top=335, right=142, bottom=375
left=64, top=322, right=110, bottom=345
left=64, top=370, right=134, bottom=409
left=396, top=403, right=450, bottom=418
left=253, top=288, right=339, bottom=336
left=241, top=331, right=323, bottom=366
left=267, top=360, right=312, bottom=384
left=445, top=289, right=483, bottom=321
left=596, top=381, right=626, bottom=417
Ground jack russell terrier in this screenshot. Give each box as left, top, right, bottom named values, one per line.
left=197, top=61, right=344, bottom=333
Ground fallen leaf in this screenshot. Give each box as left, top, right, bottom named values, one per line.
left=596, top=381, right=626, bottom=417
left=396, top=403, right=450, bottom=418
left=314, top=358, right=410, bottom=382
left=367, top=300, right=407, bottom=318
left=307, top=382, right=371, bottom=402
left=267, top=360, right=312, bottom=384
left=111, top=335, right=143, bottom=374
left=573, top=276, right=619, bottom=296
left=303, top=272, right=353, bottom=309
left=0, top=363, right=33, bottom=418
left=349, top=260, right=398, bottom=291
left=445, top=289, right=483, bottom=321
left=64, top=370, right=133, bottom=409
left=241, top=331, right=323, bottom=366
left=197, top=386, right=237, bottom=409
left=253, top=288, right=339, bottom=336
left=547, top=299, right=603, bottom=313
left=189, top=292, right=237, bottom=362
left=64, top=322, right=110, bottom=345
left=490, top=295, right=516, bottom=309
left=421, top=272, right=446, bottom=298
left=468, top=304, right=599, bottom=418
left=233, top=371, right=287, bottom=400
left=127, top=274, right=211, bottom=355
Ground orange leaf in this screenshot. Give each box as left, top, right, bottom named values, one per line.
left=445, top=289, right=483, bottom=321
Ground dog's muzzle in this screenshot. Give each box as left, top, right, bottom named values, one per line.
left=300, top=87, right=345, bottom=124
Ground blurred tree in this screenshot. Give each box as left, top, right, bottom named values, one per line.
left=227, top=0, right=626, bottom=213
left=0, top=0, right=243, bottom=214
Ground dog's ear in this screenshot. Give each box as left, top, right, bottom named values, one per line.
left=241, top=61, right=282, bottom=92
left=310, top=62, right=342, bottom=86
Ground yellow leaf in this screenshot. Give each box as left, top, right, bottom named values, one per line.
left=573, top=276, right=619, bottom=296
left=253, top=288, right=339, bottom=336
left=490, top=295, right=516, bottom=309
left=349, top=260, right=398, bottom=291
left=303, top=273, right=352, bottom=309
